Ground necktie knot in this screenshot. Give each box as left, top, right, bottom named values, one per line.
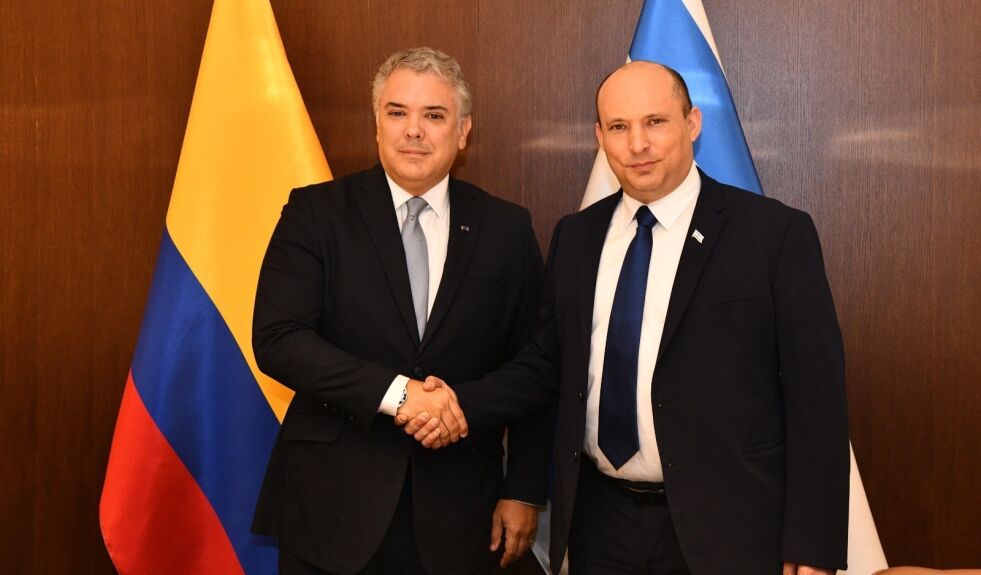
left=635, top=206, right=656, bottom=229
left=406, top=196, right=428, bottom=220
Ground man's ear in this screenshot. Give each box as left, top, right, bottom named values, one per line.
left=457, top=116, right=473, bottom=150
left=686, top=107, right=702, bottom=142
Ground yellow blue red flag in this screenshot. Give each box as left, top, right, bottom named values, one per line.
left=99, top=0, right=330, bottom=572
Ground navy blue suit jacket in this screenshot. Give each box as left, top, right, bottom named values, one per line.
left=251, top=165, right=550, bottom=575
left=458, top=171, right=849, bottom=574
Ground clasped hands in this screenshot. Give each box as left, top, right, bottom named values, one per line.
left=394, top=376, right=466, bottom=449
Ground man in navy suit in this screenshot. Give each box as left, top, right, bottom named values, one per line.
left=407, top=61, right=849, bottom=575
left=252, top=47, right=550, bottom=575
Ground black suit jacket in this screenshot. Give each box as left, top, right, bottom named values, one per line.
left=251, top=165, right=550, bottom=575
left=457, top=171, right=849, bottom=574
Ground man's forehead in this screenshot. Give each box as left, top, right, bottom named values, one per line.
left=601, top=65, right=671, bottom=97
left=383, top=69, right=452, bottom=90
left=381, top=71, right=455, bottom=103
left=597, top=67, right=684, bottom=118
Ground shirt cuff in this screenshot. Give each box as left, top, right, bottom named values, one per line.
left=505, top=499, right=546, bottom=511
left=378, top=375, right=410, bottom=416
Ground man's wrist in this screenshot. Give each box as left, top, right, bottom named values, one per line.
left=378, top=375, right=410, bottom=415
left=398, top=384, right=408, bottom=407
left=503, top=498, right=544, bottom=510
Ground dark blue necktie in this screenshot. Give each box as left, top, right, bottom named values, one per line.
left=599, top=206, right=656, bottom=469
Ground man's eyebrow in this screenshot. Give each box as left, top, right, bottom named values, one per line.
left=384, top=102, right=449, bottom=113
left=603, top=113, right=668, bottom=125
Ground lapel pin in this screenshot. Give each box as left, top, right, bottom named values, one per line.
left=460, top=225, right=470, bottom=232
left=692, top=230, right=704, bottom=243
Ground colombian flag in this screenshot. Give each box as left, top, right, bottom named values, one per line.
left=99, top=1, right=330, bottom=572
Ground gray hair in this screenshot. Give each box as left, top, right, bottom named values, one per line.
left=372, top=47, right=473, bottom=122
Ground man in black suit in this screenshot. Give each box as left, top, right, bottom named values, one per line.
left=410, top=61, right=849, bottom=574
left=251, top=47, right=549, bottom=575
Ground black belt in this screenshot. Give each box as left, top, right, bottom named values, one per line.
left=584, top=457, right=668, bottom=506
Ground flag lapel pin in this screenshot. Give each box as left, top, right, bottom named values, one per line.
left=692, top=230, right=705, bottom=243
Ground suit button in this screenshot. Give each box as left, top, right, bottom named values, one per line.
left=412, top=366, right=424, bottom=378
left=573, top=450, right=579, bottom=461
left=655, top=401, right=664, bottom=408
left=578, top=391, right=584, bottom=402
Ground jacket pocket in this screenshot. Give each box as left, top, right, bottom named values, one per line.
left=711, top=296, right=773, bottom=337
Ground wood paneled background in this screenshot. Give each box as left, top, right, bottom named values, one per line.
left=1, top=0, right=978, bottom=572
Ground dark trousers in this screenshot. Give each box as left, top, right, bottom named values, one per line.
left=567, top=459, right=690, bottom=575
left=279, top=470, right=427, bottom=575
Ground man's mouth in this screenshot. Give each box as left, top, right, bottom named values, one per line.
left=628, top=160, right=657, bottom=170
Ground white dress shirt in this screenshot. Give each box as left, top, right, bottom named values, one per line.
left=583, top=162, right=701, bottom=481
left=377, top=174, right=451, bottom=415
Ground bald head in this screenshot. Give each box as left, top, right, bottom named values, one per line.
left=595, top=61, right=692, bottom=121
left=593, top=60, right=702, bottom=203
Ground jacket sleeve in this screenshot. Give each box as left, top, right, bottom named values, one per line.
left=456, top=216, right=566, bottom=437
left=499, top=210, right=555, bottom=504
left=252, top=187, right=398, bottom=431
left=773, top=211, right=850, bottom=569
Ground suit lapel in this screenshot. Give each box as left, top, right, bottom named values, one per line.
left=656, top=171, right=726, bottom=364
left=578, top=192, right=622, bottom=362
left=418, top=179, right=481, bottom=353
left=351, top=165, right=420, bottom=346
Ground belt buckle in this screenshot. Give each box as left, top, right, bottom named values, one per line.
left=618, top=482, right=666, bottom=505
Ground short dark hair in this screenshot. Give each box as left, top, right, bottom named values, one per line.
left=595, top=61, right=693, bottom=121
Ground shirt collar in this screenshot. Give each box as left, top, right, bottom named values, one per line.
left=616, top=162, right=701, bottom=231
left=387, top=173, right=450, bottom=219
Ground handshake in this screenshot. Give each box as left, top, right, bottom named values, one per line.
left=393, top=376, right=467, bottom=449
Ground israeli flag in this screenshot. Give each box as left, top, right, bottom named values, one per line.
left=582, top=0, right=761, bottom=209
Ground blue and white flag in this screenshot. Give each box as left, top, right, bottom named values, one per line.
left=581, top=0, right=760, bottom=209
left=537, top=2, right=890, bottom=574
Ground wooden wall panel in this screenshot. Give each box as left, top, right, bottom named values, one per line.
left=470, top=1, right=641, bottom=247
left=927, top=3, right=981, bottom=567
left=1, top=3, right=40, bottom=571
left=271, top=0, right=479, bottom=179
left=0, top=0, right=978, bottom=571
left=705, top=0, right=981, bottom=566
left=0, top=1, right=209, bottom=571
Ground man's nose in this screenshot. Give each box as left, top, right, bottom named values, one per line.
left=628, top=127, right=649, bottom=154
left=405, top=116, right=423, bottom=139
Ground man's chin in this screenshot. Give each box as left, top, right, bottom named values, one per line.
left=628, top=176, right=664, bottom=192
left=395, top=166, right=433, bottom=180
